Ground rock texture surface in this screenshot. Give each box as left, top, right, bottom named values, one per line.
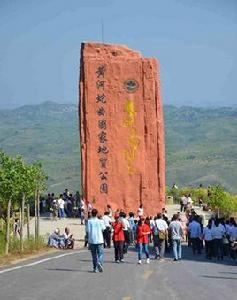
left=79, top=43, right=165, bottom=215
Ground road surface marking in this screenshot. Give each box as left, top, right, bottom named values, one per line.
left=122, top=297, right=132, bottom=300
left=0, top=250, right=87, bottom=275
left=142, top=270, right=154, bottom=279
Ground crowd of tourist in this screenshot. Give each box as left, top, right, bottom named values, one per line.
left=84, top=205, right=237, bottom=273
left=40, top=189, right=86, bottom=222
left=45, top=189, right=237, bottom=272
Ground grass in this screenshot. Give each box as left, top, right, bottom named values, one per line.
left=0, top=232, right=50, bottom=267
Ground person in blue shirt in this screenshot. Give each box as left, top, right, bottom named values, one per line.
left=87, top=208, right=105, bottom=272
left=188, top=216, right=202, bottom=254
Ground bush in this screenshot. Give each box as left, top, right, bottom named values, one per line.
left=0, top=234, right=47, bottom=258
left=165, top=185, right=237, bottom=215
left=9, top=235, right=46, bottom=255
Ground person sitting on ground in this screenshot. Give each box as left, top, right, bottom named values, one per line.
left=48, top=228, right=65, bottom=248
left=64, top=227, right=75, bottom=249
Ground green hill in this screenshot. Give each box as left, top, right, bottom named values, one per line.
left=0, top=101, right=237, bottom=193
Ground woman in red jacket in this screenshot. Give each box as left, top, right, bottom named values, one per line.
left=136, top=216, right=151, bottom=264
left=112, top=213, right=125, bottom=263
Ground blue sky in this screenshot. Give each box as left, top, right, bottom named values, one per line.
left=0, top=0, right=236, bottom=109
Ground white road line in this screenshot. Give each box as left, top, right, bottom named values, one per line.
left=0, top=250, right=87, bottom=275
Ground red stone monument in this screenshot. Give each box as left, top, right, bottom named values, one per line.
left=79, top=42, right=165, bottom=215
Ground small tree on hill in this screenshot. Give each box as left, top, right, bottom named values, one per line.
left=207, top=185, right=235, bottom=217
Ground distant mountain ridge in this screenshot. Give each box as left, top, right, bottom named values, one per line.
left=0, top=101, right=237, bottom=193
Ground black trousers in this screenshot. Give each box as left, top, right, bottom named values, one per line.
left=114, top=241, right=124, bottom=261
left=123, top=230, right=130, bottom=253
left=103, top=227, right=111, bottom=248
left=205, top=240, right=213, bottom=258
left=190, top=237, right=201, bottom=254
left=213, top=239, right=223, bottom=259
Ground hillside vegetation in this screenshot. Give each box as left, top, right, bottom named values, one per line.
left=0, top=101, right=237, bottom=193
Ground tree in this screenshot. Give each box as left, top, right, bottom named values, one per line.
left=207, top=185, right=235, bottom=217
left=30, top=162, right=47, bottom=241
left=0, top=152, right=20, bottom=254
left=14, top=159, right=47, bottom=250
left=0, top=151, right=47, bottom=254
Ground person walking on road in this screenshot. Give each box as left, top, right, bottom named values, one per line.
left=203, top=219, right=213, bottom=259
left=52, top=197, right=59, bottom=221
left=136, top=216, right=151, bottom=264
left=169, top=214, right=183, bottom=261
left=58, top=195, right=66, bottom=219
left=102, top=211, right=112, bottom=248
left=112, top=212, right=125, bottom=263
left=180, top=195, right=186, bottom=212
left=120, top=212, right=131, bottom=254
left=153, top=213, right=168, bottom=260
left=87, top=208, right=105, bottom=273
left=211, top=219, right=225, bottom=260
left=188, top=216, right=202, bottom=254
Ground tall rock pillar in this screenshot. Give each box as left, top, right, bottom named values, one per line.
left=79, top=42, right=165, bottom=215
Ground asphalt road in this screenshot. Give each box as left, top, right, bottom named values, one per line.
left=0, top=245, right=236, bottom=300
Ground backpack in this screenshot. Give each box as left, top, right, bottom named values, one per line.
left=158, top=230, right=166, bottom=240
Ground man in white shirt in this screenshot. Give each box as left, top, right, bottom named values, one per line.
left=120, top=212, right=131, bottom=254
left=103, top=211, right=112, bottom=248
left=187, top=195, right=193, bottom=209
left=58, top=194, right=65, bottom=219
left=154, top=213, right=168, bottom=259
left=137, top=204, right=144, bottom=217
left=180, top=195, right=185, bottom=212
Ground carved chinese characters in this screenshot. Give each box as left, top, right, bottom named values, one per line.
left=95, top=65, right=108, bottom=194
